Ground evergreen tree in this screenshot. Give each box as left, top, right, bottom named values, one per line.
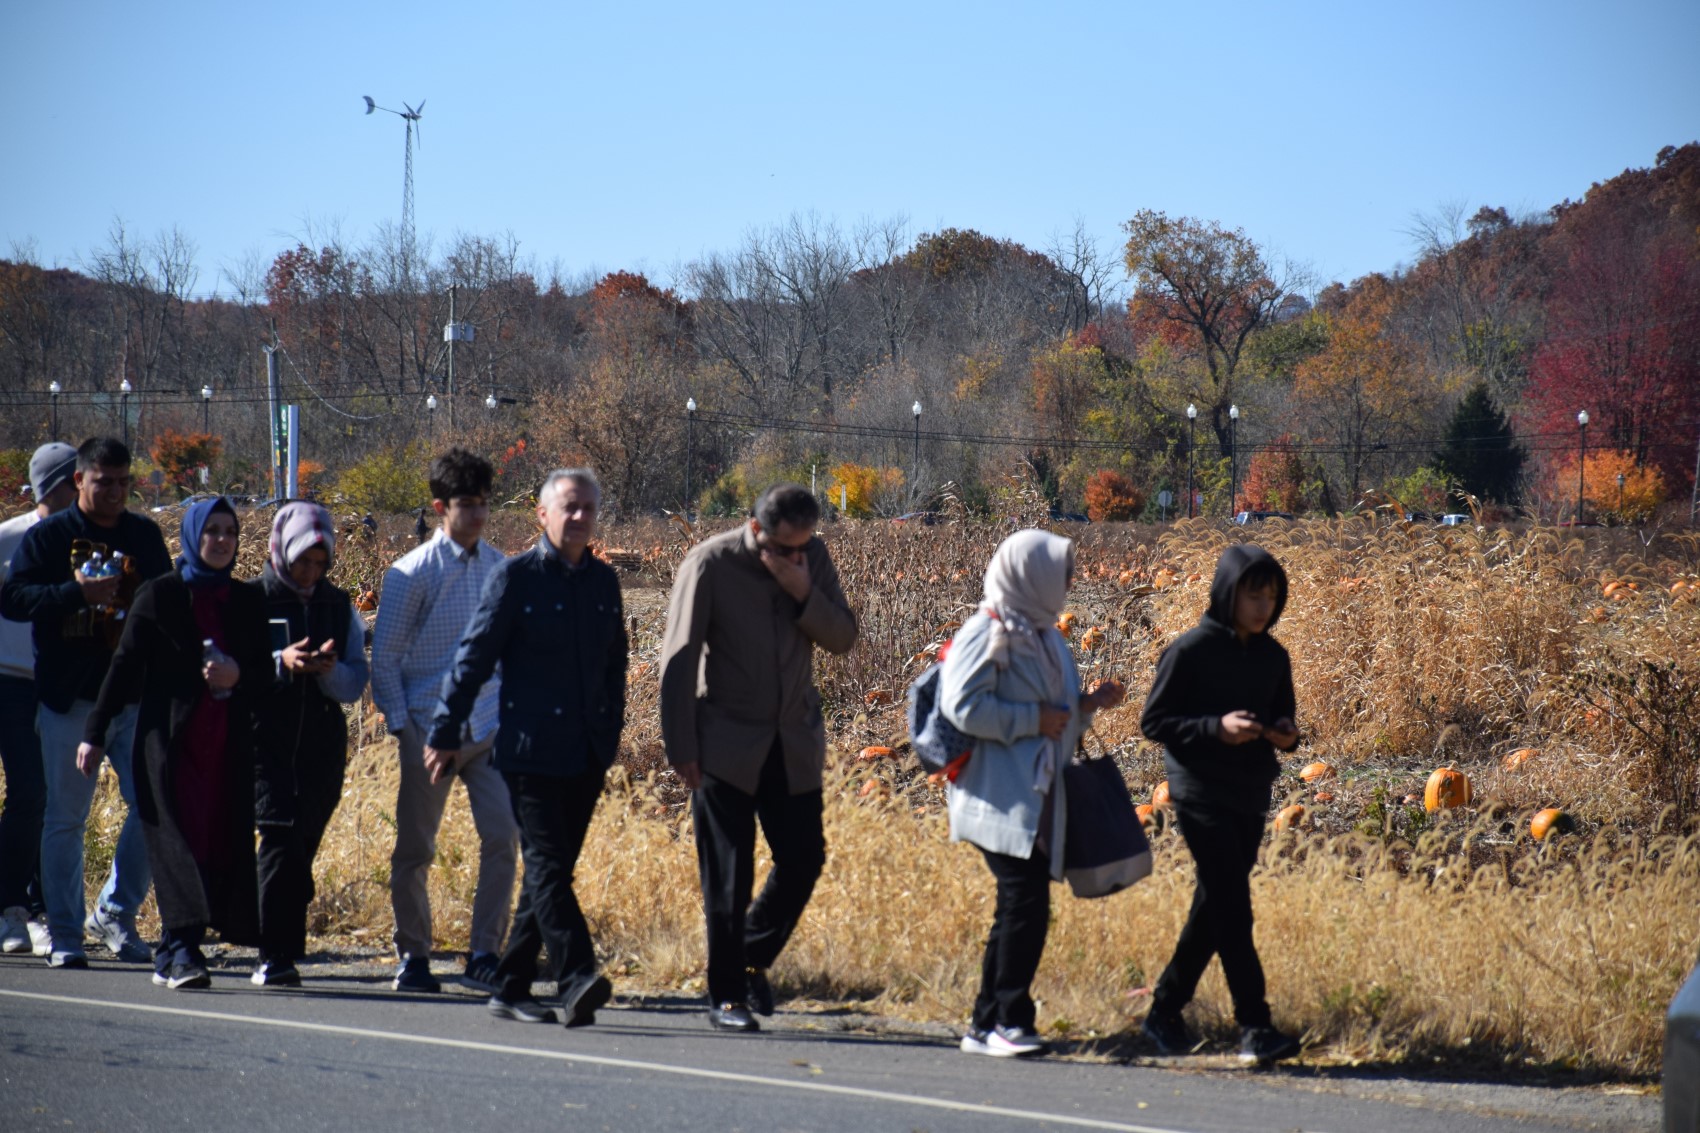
left=1432, top=383, right=1523, bottom=503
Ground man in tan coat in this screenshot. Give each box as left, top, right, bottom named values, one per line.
left=660, top=483, right=857, bottom=1032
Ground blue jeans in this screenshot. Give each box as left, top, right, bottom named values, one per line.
left=0, top=675, right=46, bottom=912
left=38, top=699, right=149, bottom=953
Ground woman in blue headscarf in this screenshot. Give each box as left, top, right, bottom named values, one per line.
left=80, top=497, right=271, bottom=989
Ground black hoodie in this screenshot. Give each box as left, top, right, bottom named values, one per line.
left=1139, top=543, right=1298, bottom=816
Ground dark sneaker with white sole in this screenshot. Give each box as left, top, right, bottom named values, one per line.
left=393, top=955, right=441, bottom=993
left=154, top=961, right=211, bottom=990
left=561, top=974, right=612, bottom=1028
left=462, top=953, right=501, bottom=994
left=1237, top=1025, right=1302, bottom=1065
left=250, top=960, right=302, bottom=988
left=488, top=995, right=558, bottom=1024
left=1141, top=1010, right=1198, bottom=1055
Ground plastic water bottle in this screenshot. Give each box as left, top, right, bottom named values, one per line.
left=83, top=552, right=107, bottom=579
left=202, top=639, right=233, bottom=700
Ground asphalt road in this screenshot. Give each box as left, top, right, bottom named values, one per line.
left=0, top=954, right=1658, bottom=1132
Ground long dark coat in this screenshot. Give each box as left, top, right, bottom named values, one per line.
left=85, top=572, right=272, bottom=941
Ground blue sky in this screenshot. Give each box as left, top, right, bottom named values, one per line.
left=3, top=0, right=1695, bottom=298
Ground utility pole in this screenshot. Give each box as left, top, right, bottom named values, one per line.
left=447, top=284, right=456, bottom=428
left=265, top=340, right=283, bottom=502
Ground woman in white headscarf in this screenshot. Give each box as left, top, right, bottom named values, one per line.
left=937, top=528, right=1125, bottom=1058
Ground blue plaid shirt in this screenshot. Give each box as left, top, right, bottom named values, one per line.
left=370, top=530, right=502, bottom=742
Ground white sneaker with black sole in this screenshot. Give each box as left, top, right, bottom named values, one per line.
left=985, top=1025, right=1047, bottom=1057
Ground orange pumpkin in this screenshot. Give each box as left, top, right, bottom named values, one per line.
left=1299, top=761, right=1333, bottom=783
left=1274, top=804, right=1305, bottom=831
left=1080, top=625, right=1106, bottom=650
left=1151, top=781, right=1171, bottom=808
left=1423, top=767, right=1472, bottom=812
left=856, top=778, right=888, bottom=799
left=863, top=689, right=894, bottom=707
left=1530, top=807, right=1570, bottom=841
left=1501, top=747, right=1539, bottom=772
left=355, top=588, right=378, bottom=611
left=1313, top=790, right=1335, bottom=803
left=857, top=745, right=896, bottom=761
left=1135, top=803, right=1165, bottom=832
left=1056, top=611, right=1078, bottom=635
left=1117, top=570, right=1137, bottom=587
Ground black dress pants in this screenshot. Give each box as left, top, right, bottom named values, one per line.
left=691, top=742, right=825, bottom=1006
left=256, top=757, right=346, bottom=963
left=495, top=768, right=605, bottom=1002
left=1151, top=803, right=1272, bottom=1028
left=973, top=844, right=1052, bottom=1032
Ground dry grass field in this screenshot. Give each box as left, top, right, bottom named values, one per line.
left=46, top=504, right=1700, bottom=1079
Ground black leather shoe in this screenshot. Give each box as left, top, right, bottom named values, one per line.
left=746, top=968, right=775, bottom=1017
left=709, top=1001, right=760, bottom=1032
left=489, top=995, right=558, bottom=1024
left=562, top=974, right=612, bottom=1029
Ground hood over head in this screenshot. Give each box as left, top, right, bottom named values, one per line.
left=1204, top=543, right=1288, bottom=633
left=983, top=528, right=1074, bottom=626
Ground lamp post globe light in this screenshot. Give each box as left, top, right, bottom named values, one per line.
left=1185, top=403, right=1197, bottom=519
left=911, top=400, right=922, bottom=495
left=49, top=380, right=61, bottom=441
left=485, top=393, right=497, bottom=411
left=426, top=393, right=438, bottom=439
left=120, top=378, right=133, bottom=447
left=685, top=397, right=697, bottom=511
left=1228, top=403, right=1240, bottom=518
left=1577, top=409, right=1589, bottom=524
left=201, top=384, right=213, bottom=432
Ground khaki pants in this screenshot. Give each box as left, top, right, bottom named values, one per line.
left=389, top=722, right=518, bottom=959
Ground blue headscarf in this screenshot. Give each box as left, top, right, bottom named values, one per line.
left=178, top=497, right=239, bottom=587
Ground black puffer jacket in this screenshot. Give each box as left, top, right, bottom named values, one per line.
left=1138, top=544, right=1298, bottom=816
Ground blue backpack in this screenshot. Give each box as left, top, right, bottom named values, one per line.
left=906, top=653, right=975, bottom=779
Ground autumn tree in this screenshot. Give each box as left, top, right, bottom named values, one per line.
left=1121, top=211, right=1299, bottom=452
left=1238, top=435, right=1308, bottom=513
left=150, top=429, right=222, bottom=493
left=1432, top=382, right=1523, bottom=503
left=1083, top=469, right=1143, bottom=522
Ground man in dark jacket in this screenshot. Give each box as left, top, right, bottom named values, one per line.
left=0, top=437, right=172, bottom=967
left=426, top=468, right=627, bottom=1028
left=1138, top=542, right=1303, bottom=1066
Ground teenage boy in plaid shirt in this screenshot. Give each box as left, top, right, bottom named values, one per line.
left=371, top=449, right=518, bottom=993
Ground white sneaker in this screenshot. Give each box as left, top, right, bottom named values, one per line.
left=0, top=906, right=29, bottom=954
left=985, top=1025, right=1048, bottom=1057
left=85, top=907, right=152, bottom=963
left=27, top=917, right=51, bottom=957
left=960, top=1027, right=992, bottom=1054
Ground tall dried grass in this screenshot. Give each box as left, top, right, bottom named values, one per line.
left=53, top=512, right=1700, bottom=1077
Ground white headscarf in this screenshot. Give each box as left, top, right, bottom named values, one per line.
left=981, top=528, right=1076, bottom=794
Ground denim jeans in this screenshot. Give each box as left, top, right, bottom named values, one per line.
left=0, top=675, right=46, bottom=912
left=38, top=699, right=149, bottom=953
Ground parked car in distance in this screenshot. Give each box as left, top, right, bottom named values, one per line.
left=1439, top=513, right=1472, bottom=526
left=1233, top=510, right=1296, bottom=525
left=1047, top=509, right=1090, bottom=524
left=890, top=511, right=938, bottom=525
left=1668, top=961, right=1700, bottom=1131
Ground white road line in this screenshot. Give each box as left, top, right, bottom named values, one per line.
left=0, top=987, right=1196, bottom=1132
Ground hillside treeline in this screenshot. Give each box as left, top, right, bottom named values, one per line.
left=1, top=143, right=1695, bottom=521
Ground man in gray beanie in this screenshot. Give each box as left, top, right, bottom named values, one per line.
left=0, top=442, right=79, bottom=955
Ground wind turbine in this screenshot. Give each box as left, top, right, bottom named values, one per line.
left=363, top=95, right=425, bottom=276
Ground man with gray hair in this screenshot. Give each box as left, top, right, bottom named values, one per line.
left=427, top=469, right=628, bottom=1028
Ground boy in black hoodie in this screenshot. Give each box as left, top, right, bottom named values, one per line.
left=1138, top=543, right=1303, bottom=1066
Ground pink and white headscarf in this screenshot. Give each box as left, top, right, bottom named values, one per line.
left=268, top=501, right=335, bottom=599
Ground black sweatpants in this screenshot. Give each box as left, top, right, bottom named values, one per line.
left=255, top=758, right=346, bottom=964
left=691, top=742, right=825, bottom=1006
left=972, top=845, right=1052, bottom=1032
left=1151, top=803, right=1272, bottom=1028
left=495, top=768, right=605, bottom=1002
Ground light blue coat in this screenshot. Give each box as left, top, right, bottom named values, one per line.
left=938, top=609, right=1091, bottom=877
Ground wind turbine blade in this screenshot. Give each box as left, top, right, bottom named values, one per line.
left=415, top=99, right=425, bottom=115
left=363, top=95, right=376, bottom=114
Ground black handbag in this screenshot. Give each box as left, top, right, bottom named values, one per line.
left=1061, top=739, right=1152, bottom=899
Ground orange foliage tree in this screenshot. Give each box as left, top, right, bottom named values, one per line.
left=1083, top=469, right=1144, bottom=522
left=1550, top=448, right=1667, bottom=523
left=1238, top=434, right=1308, bottom=513
left=827, top=462, right=904, bottom=517
left=150, top=430, right=222, bottom=493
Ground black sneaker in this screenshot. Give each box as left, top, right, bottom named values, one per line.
left=708, top=1001, right=760, bottom=1033
left=462, top=953, right=500, bottom=994
left=1237, top=1025, right=1302, bottom=1066
left=153, top=961, right=211, bottom=990
left=488, top=995, right=558, bottom=1024
left=746, top=967, right=775, bottom=1016
left=1141, top=1010, right=1197, bottom=1055
left=250, top=960, right=302, bottom=988
left=393, top=956, right=441, bottom=993
left=561, top=974, right=612, bottom=1029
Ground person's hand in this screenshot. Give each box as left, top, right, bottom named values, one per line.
left=1038, top=705, right=1071, bottom=740
left=1263, top=716, right=1300, bottom=749
left=1219, top=710, right=1264, bottom=745
left=759, top=549, right=812, bottom=603
left=75, top=568, right=120, bottom=608
left=673, top=761, right=703, bottom=790
left=283, top=637, right=338, bottom=676
left=1083, top=678, right=1126, bottom=713
left=306, top=638, right=337, bottom=675
left=424, top=745, right=458, bottom=785
left=204, top=655, right=240, bottom=691
left=76, top=742, right=103, bottom=778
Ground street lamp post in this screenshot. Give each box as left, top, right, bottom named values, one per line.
left=49, top=380, right=61, bottom=441
left=426, top=393, right=438, bottom=440
left=685, top=397, right=697, bottom=511
left=119, top=378, right=133, bottom=448
left=201, top=384, right=213, bottom=432
left=1616, top=471, right=1626, bottom=522
left=485, top=393, right=498, bottom=413
left=1185, top=403, right=1197, bottom=519
left=1576, top=410, right=1589, bottom=524
left=1228, top=403, right=1241, bottom=517
left=911, top=401, right=922, bottom=496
